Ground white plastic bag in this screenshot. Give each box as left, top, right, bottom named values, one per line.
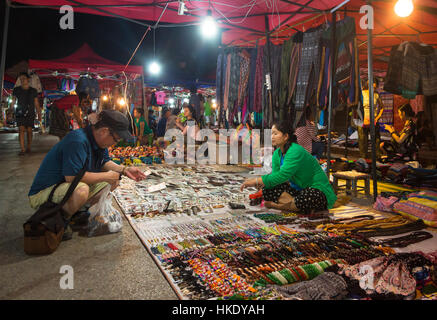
left=87, top=185, right=123, bottom=237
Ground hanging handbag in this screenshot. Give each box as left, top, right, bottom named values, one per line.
left=23, top=167, right=86, bottom=255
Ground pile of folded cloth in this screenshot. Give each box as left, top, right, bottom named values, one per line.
left=393, top=190, right=437, bottom=227
left=404, top=168, right=437, bottom=188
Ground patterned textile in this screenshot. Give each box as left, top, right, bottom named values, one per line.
left=384, top=44, right=404, bottom=95
left=317, top=17, right=358, bottom=110
left=271, top=44, right=283, bottom=122
left=237, top=50, right=251, bottom=109
left=248, top=47, right=258, bottom=114
left=357, top=125, right=381, bottom=159
left=294, top=27, right=324, bottom=111
left=262, top=183, right=327, bottom=214
left=373, top=195, right=399, bottom=212
left=394, top=190, right=437, bottom=227
left=216, top=51, right=224, bottom=110
left=277, top=272, right=348, bottom=300
left=294, top=187, right=328, bottom=214
left=409, top=95, right=425, bottom=114
left=338, top=256, right=417, bottom=298
left=422, top=46, right=437, bottom=96
left=228, top=51, right=241, bottom=117
left=254, top=48, right=264, bottom=113
left=295, top=120, right=319, bottom=153
left=317, top=44, right=331, bottom=109
left=223, top=53, right=231, bottom=111
left=288, top=32, right=303, bottom=106
left=279, top=38, right=293, bottom=115
left=263, top=42, right=282, bottom=126
left=401, top=42, right=422, bottom=98
left=382, top=120, right=418, bottom=159
left=384, top=42, right=437, bottom=98
left=385, top=162, right=409, bottom=183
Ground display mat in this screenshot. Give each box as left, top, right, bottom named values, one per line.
left=113, top=165, right=436, bottom=300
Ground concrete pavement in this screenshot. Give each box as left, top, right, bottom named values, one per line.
left=0, top=132, right=177, bottom=300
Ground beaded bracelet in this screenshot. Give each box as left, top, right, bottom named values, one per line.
left=279, top=268, right=296, bottom=284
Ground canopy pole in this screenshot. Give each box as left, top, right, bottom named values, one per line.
left=142, top=72, right=148, bottom=124
left=326, top=11, right=337, bottom=179
left=345, top=106, right=349, bottom=158
left=367, top=0, right=378, bottom=201
left=0, top=0, right=11, bottom=104
left=264, top=16, right=273, bottom=128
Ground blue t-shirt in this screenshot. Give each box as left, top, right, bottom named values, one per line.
left=29, top=126, right=111, bottom=196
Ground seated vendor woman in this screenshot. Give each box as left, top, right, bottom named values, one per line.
left=240, top=121, right=337, bottom=214
left=380, top=103, right=418, bottom=161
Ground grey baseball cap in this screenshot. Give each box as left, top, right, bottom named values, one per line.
left=99, top=110, right=133, bottom=141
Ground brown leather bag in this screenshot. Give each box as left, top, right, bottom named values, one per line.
left=23, top=168, right=86, bottom=255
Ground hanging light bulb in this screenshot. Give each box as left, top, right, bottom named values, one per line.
left=201, top=10, right=217, bottom=38
left=169, top=98, right=175, bottom=105
left=102, top=95, right=108, bottom=101
left=118, top=98, right=126, bottom=106
left=148, top=61, right=161, bottom=75
left=394, top=0, right=414, bottom=17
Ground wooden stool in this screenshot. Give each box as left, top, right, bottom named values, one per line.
left=332, top=170, right=371, bottom=198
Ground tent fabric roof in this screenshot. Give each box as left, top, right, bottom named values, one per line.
left=12, top=1, right=437, bottom=68
left=28, top=43, right=143, bottom=76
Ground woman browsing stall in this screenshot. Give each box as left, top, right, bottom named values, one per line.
left=381, top=103, right=418, bottom=161
left=175, top=104, right=200, bottom=140
left=133, top=108, right=153, bottom=146
left=240, top=121, right=337, bottom=214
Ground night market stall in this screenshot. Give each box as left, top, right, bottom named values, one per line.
left=2, top=0, right=437, bottom=301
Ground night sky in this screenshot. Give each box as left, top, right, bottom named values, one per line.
left=0, top=2, right=220, bottom=84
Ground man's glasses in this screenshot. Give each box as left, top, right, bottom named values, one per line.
left=108, top=129, right=121, bottom=143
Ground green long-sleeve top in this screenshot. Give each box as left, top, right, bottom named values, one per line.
left=261, top=143, right=337, bottom=209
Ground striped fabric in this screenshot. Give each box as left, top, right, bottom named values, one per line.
left=394, top=191, right=437, bottom=227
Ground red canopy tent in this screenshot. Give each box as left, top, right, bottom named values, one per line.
left=4, top=0, right=437, bottom=199
left=29, top=43, right=143, bottom=79
left=9, top=0, right=437, bottom=66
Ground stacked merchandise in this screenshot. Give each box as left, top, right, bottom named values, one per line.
left=112, top=165, right=436, bottom=300
left=379, top=93, right=394, bottom=129
left=404, top=168, right=437, bottom=189
left=384, top=42, right=437, bottom=99
left=108, top=146, right=164, bottom=166
left=393, top=190, right=437, bottom=227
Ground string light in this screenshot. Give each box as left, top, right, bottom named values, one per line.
left=201, top=10, right=217, bottom=38
left=394, top=0, right=414, bottom=17
left=148, top=61, right=161, bottom=75
left=118, top=98, right=126, bottom=106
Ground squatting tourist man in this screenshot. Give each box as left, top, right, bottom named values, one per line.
left=28, top=110, right=147, bottom=239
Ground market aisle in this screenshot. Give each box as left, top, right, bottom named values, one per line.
left=0, top=133, right=177, bottom=300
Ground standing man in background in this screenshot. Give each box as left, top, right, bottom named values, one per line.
left=11, top=72, right=41, bottom=156
left=358, top=79, right=384, bottom=159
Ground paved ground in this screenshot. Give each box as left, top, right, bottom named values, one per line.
left=0, top=132, right=376, bottom=300
left=0, top=132, right=177, bottom=300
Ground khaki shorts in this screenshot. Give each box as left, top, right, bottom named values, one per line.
left=29, top=182, right=109, bottom=210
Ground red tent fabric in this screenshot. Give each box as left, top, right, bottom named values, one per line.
left=13, top=0, right=437, bottom=69
left=29, top=43, right=143, bottom=76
